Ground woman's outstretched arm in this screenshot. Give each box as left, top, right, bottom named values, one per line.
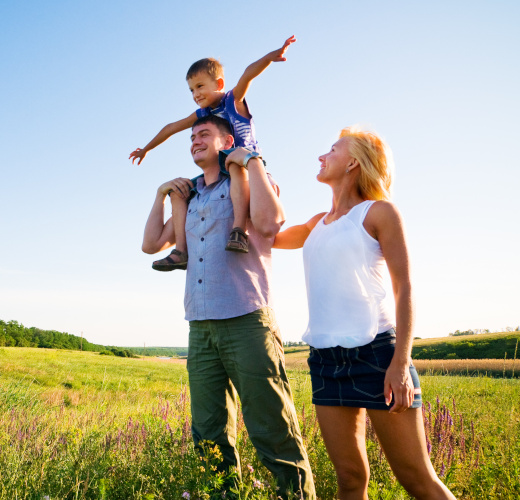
left=273, top=212, right=326, bottom=249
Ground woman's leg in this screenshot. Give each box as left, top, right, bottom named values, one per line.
left=315, top=405, right=370, bottom=500
left=368, top=408, right=456, bottom=500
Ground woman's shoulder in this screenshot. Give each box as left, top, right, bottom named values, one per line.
left=306, top=212, right=328, bottom=231
left=365, top=200, right=400, bottom=218
left=364, top=200, right=404, bottom=239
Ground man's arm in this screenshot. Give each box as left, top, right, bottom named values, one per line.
left=130, top=112, right=198, bottom=165
left=225, top=149, right=285, bottom=238
left=232, top=36, right=296, bottom=118
left=142, top=178, right=193, bottom=253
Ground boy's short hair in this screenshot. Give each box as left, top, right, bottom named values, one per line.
left=193, top=115, right=233, bottom=138
left=186, top=58, right=224, bottom=81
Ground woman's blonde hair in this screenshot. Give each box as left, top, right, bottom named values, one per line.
left=339, top=126, right=394, bottom=201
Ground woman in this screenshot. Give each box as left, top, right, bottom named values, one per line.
left=274, top=127, right=455, bottom=499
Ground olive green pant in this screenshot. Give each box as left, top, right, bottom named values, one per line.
left=188, top=307, right=315, bottom=499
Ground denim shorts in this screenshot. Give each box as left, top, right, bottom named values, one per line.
left=308, top=329, right=422, bottom=410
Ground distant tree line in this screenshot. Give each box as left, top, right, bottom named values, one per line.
left=450, top=327, right=519, bottom=336
left=123, top=346, right=188, bottom=358
left=0, top=319, right=136, bottom=358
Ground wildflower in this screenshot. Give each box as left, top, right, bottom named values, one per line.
left=182, top=492, right=190, bottom=499
left=247, top=464, right=254, bottom=473
left=253, top=479, right=263, bottom=489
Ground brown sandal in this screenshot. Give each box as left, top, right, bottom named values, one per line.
left=152, top=249, right=188, bottom=271
left=225, top=227, right=249, bottom=253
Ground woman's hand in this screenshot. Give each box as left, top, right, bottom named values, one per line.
left=384, top=358, right=414, bottom=414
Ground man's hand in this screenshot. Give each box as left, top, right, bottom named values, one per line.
left=159, top=177, right=194, bottom=199
left=384, top=358, right=415, bottom=414
left=129, top=148, right=148, bottom=165
left=265, top=35, right=296, bottom=63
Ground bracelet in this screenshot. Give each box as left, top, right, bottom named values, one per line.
left=242, top=152, right=262, bottom=169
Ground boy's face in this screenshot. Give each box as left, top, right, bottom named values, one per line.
left=187, top=72, right=224, bottom=109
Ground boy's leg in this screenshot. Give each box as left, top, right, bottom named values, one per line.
left=216, top=308, right=316, bottom=499
left=171, top=193, right=188, bottom=255
left=152, top=193, right=188, bottom=271
left=225, top=163, right=250, bottom=253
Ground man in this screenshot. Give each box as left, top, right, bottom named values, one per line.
left=142, top=115, right=315, bottom=498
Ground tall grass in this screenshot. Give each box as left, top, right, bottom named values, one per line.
left=1, top=348, right=519, bottom=499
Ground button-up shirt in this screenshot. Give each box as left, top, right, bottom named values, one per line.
left=184, top=173, right=276, bottom=321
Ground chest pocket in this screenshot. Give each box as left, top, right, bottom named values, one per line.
left=205, top=189, right=234, bottom=221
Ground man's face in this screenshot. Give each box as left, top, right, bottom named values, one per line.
left=190, top=123, right=227, bottom=166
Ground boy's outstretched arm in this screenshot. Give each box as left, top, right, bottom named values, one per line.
left=233, top=35, right=296, bottom=115
left=129, top=111, right=198, bottom=165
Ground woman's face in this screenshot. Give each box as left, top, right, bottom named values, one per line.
left=317, top=137, right=354, bottom=184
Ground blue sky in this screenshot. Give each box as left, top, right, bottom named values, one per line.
left=1, top=0, right=519, bottom=347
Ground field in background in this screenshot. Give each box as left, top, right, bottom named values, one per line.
left=411, top=331, right=520, bottom=360
left=1, top=347, right=519, bottom=499
left=283, top=348, right=520, bottom=378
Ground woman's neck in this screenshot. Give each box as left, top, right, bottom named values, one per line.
left=327, top=182, right=365, bottom=220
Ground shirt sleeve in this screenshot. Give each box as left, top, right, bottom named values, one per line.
left=196, top=107, right=208, bottom=118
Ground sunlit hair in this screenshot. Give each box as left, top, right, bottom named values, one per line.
left=339, top=126, right=394, bottom=201
left=193, top=115, right=233, bottom=139
left=186, top=58, right=224, bottom=82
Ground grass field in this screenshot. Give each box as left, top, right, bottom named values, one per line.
left=1, top=347, right=519, bottom=499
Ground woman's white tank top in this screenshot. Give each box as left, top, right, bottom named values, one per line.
left=302, top=200, right=394, bottom=348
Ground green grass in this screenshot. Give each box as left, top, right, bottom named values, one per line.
left=1, top=347, right=519, bottom=499
left=412, top=332, right=520, bottom=360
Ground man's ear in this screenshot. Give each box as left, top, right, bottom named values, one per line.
left=216, top=78, right=225, bottom=91
left=224, top=134, right=234, bottom=149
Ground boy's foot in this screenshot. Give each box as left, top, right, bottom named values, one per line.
left=225, top=227, right=249, bottom=253
left=152, top=249, right=188, bottom=271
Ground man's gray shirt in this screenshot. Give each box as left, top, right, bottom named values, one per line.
left=184, top=173, right=276, bottom=321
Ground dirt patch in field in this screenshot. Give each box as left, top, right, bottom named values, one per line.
left=140, top=357, right=187, bottom=365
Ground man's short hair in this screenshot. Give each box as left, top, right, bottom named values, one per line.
left=186, top=58, right=224, bottom=81
left=193, top=115, right=234, bottom=139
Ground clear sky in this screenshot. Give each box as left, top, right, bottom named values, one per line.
left=1, top=0, right=519, bottom=347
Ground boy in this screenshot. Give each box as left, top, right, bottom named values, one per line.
left=130, top=36, right=296, bottom=271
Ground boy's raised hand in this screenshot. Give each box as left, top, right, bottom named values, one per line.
left=267, top=35, right=297, bottom=62
left=129, top=148, right=147, bottom=165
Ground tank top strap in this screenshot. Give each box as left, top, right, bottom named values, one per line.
left=347, top=200, right=376, bottom=228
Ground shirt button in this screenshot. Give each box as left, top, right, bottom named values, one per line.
left=199, top=258, right=203, bottom=262
left=220, top=194, right=225, bottom=198
left=198, top=279, right=202, bottom=284
left=188, top=209, right=191, bottom=213
left=201, top=217, right=205, bottom=221
left=201, top=237, right=204, bottom=241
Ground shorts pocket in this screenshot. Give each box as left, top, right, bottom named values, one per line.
left=308, top=348, right=326, bottom=395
